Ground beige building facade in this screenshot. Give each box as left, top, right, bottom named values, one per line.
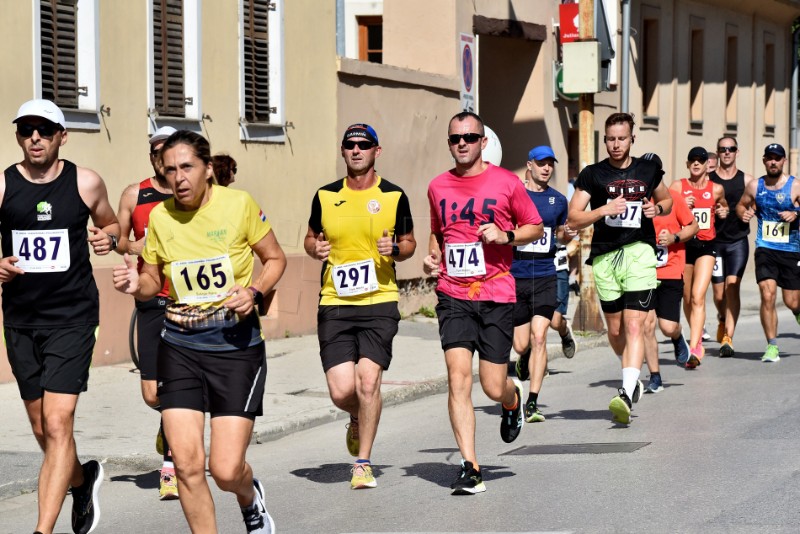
left=0, top=0, right=798, bottom=382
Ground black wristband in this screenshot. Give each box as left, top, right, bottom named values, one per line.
left=109, top=234, right=118, bottom=250
left=673, top=233, right=680, bottom=244
left=657, top=204, right=664, bottom=215
left=505, top=230, right=515, bottom=245
left=391, top=243, right=400, bottom=257
left=249, top=286, right=265, bottom=315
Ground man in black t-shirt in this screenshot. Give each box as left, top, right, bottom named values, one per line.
left=567, top=112, right=672, bottom=425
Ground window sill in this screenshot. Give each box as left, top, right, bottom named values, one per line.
left=239, top=122, right=286, bottom=143
left=63, top=110, right=102, bottom=132
left=151, top=117, right=204, bottom=135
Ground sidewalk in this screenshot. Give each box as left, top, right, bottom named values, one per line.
left=0, top=282, right=772, bottom=499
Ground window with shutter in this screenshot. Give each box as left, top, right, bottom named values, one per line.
left=40, top=0, right=79, bottom=109
left=244, top=0, right=271, bottom=123
left=153, top=0, right=185, bottom=117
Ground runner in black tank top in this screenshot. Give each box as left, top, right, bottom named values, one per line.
left=1, top=98, right=119, bottom=534
left=708, top=136, right=756, bottom=357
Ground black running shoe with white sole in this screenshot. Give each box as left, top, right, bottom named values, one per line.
left=242, top=478, right=275, bottom=533
left=450, top=460, right=486, bottom=495
left=71, top=460, right=103, bottom=534
left=500, top=378, right=524, bottom=443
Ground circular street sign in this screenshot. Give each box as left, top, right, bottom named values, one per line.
left=462, top=44, right=473, bottom=92
left=556, top=65, right=579, bottom=102
left=482, top=125, right=502, bottom=166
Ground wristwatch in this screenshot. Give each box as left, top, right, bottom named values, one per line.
left=109, top=234, right=118, bottom=251
left=673, top=234, right=680, bottom=244
left=391, top=243, right=400, bottom=257
left=248, top=286, right=265, bottom=315
left=505, top=230, right=515, bottom=245
left=657, top=204, right=664, bottom=215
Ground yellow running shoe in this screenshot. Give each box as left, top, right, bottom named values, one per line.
left=350, top=462, right=377, bottom=489
left=719, top=335, right=734, bottom=358
left=159, top=467, right=179, bottom=500
left=345, top=417, right=359, bottom=457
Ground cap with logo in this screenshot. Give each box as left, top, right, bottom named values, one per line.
left=13, top=99, right=66, bottom=129
left=342, top=123, right=379, bottom=146
left=687, top=146, right=708, bottom=162
left=527, top=145, right=558, bottom=162
left=150, top=126, right=177, bottom=145
left=763, top=143, right=786, bottom=159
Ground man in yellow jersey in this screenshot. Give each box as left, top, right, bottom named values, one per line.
left=304, top=124, right=416, bottom=489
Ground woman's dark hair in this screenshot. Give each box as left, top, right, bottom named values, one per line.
left=160, top=130, right=212, bottom=166
left=212, top=154, right=238, bottom=187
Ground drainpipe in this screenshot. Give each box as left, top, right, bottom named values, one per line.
left=336, top=0, right=345, bottom=57
left=620, top=0, right=631, bottom=112
left=791, top=24, right=799, bottom=175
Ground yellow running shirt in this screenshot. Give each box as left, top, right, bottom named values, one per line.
left=308, top=176, right=413, bottom=306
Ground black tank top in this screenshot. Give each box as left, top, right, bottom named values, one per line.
left=710, top=169, right=750, bottom=243
left=1, top=161, right=99, bottom=327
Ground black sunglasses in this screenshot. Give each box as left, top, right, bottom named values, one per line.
left=342, top=140, right=375, bottom=150
left=17, top=122, right=61, bottom=138
left=448, top=133, right=483, bottom=145
left=717, top=146, right=738, bottom=153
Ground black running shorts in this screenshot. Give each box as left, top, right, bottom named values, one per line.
left=513, top=275, right=558, bottom=326
left=157, top=341, right=266, bottom=419
left=5, top=325, right=97, bottom=400
left=135, top=297, right=168, bottom=381
left=711, top=238, right=749, bottom=283
left=435, top=292, right=513, bottom=364
left=654, top=278, right=684, bottom=323
left=685, top=239, right=716, bottom=265
left=317, top=302, right=400, bottom=372
left=755, top=248, right=800, bottom=290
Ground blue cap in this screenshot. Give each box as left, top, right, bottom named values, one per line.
left=342, top=123, right=379, bottom=145
left=764, top=143, right=786, bottom=158
left=527, top=145, right=558, bottom=162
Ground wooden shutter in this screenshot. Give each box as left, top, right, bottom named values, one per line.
left=40, top=0, right=78, bottom=108
left=244, top=0, right=271, bottom=122
left=154, top=0, right=185, bottom=117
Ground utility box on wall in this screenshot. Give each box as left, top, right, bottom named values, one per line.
left=562, top=41, right=601, bottom=94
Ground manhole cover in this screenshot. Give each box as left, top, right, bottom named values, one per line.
left=502, top=442, right=650, bottom=455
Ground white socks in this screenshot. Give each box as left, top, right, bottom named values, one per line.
left=622, top=367, right=640, bottom=400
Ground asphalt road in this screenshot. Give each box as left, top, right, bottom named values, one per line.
left=2, top=308, right=800, bottom=533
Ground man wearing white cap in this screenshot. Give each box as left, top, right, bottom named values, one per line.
left=0, top=98, right=119, bottom=534
left=114, top=125, right=178, bottom=500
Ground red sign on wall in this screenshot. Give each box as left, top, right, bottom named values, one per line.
left=559, top=3, right=580, bottom=43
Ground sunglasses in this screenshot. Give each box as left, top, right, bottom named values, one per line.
left=717, top=146, right=738, bottom=153
left=342, top=140, right=375, bottom=150
left=17, top=122, right=61, bottom=138
left=448, top=133, right=483, bottom=145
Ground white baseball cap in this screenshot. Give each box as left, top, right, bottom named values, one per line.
left=149, top=126, right=177, bottom=145
left=13, top=99, right=66, bottom=129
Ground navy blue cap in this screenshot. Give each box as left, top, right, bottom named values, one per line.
left=527, top=145, right=558, bottom=162
left=342, top=123, right=379, bottom=145
left=687, top=146, right=708, bottom=162
left=764, top=143, right=786, bottom=158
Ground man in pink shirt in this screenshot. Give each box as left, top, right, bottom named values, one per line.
left=423, top=111, right=543, bottom=494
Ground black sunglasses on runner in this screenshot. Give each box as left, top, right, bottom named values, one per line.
left=342, top=140, right=375, bottom=150
left=717, top=146, right=737, bottom=153
left=17, top=122, right=61, bottom=138
left=448, top=133, right=483, bottom=144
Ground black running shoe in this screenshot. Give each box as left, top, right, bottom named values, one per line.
left=500, top=379, right=524, bottom=443
left=71, top=460, right=103, bottom=534
left=450, top=460, right=486, bottom=495
left=631, top=380, right=643, bottom=404
left=561, top=321, right=576, bottom=359
left=514, top=347, right=531, bottom=381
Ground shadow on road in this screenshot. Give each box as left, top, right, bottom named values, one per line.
left=400, top=461, right=515, bottom=488
left=290, top=463, right=387, bottom=484
left=110, top=470, right=159, bottom=490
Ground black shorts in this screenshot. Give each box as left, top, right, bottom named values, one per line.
left=685, top=239, right=716, bottom=265
left=654, top=278, right=684, bottom=323
left=5, top=325, right=97, bottom=400
left=513, top=275, right=558, bottom=326
left=435, top=292, right=513, bottom=364
left=755, top=248, right=800, bottom=290
left=135, top=297, right=168, bottom=381
left=317, top=302, right=400, bottom=372
left=157, top=341, right=266, bottom=419
left=555, top=269, right=569, bottom=316
left=711, top=238, right=749, bottom=283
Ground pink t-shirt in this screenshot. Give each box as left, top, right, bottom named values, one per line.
left=427, top=164, right=542, bottom=302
